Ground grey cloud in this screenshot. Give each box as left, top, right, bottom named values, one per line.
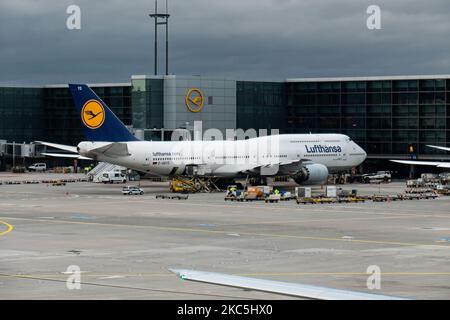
left=1, top=0, right=450, bottom=85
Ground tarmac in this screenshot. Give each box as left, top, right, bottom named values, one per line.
left=1, top=174, right=450, bottom=299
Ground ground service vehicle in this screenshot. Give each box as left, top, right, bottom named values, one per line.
left=28, top=163, right=47, bottom=172
left=122, top=186, right=144, bottom=195
left=102, top=171, right=127, bottom=184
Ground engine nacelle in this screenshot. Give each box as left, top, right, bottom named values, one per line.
left=293, top=163, right=329, bottom=185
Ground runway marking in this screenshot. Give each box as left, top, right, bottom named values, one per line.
left=2, top=216, right=449, bottom=249
left=0, top=220, right=14, bottom=236
left=219, top=214, right=433, bottom=227
left=117, top=198, right=450, bottom=219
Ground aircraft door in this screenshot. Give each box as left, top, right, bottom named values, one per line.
left=144, top=155, right=151, bottom=167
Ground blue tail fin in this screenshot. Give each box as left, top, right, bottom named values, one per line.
left=69, top=84, right=138, bottom=142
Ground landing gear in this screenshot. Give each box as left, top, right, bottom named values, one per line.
left=170, top=176, right=221, bottom=193
left=249, top=177, right=268, bottom=186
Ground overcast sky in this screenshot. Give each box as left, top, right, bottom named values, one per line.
left=1, top=0, right=450, bottom=85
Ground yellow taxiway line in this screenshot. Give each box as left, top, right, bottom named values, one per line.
left=1, top=216, right=449, bottom=249
left=0, top=220, right=13, bottom=236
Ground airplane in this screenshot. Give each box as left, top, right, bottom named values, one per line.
left=390, top=145, right=450, bottom=169
left=169, top=269, right=408, bottom=300
left=37, top=84, right=367, bottom=184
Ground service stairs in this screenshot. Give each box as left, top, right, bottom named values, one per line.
left=88, top=162, right=127, bottom=183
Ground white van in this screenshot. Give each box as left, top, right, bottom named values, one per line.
left=28, top=163, right=47, bottom=172
left=101, top=171, right=127, bottom=184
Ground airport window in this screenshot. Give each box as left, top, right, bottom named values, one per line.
left=343, top=129, right=365, bottom=140
left=420, top=105, right=445, bottom=117
left=393, top=130, right=417, bottom=142
left=393, top=80, right=409, bottom=91
left=293, top=82, right=317, bottom=93
left=342, top=117, right=365, bottom=129
left=318, top=117, right=340, bottom=129
left=392, top=143, right=410, bottom=154
left=408, top=80, right=418, bottom=91
left=420, top=130, right=445, bottom=142
left=342, top=93, right=365, bottom=105
left=342, top=105, right=366, bottom=116
left=367, top=81, right=383, bottom=91
left=393, top=118, right=418, bottom=130
left=420, top=118, right=445, bottom=130
left=367, top=105, right=391, bottom=116
left=294, top=94, right=316, bottom=105
left=393, top=93, right=417, bottom=105
left=435, top=92, right=445, bottom=104
left=367, top=118, right=391, bottom=129
left=317, top=82, right=340, bottom=93
left=367, top=130, right=391, bottom=141
left=366, top=142, right=391, bottom=154
left=393, top=105, right=418, bottom=117
left=317, top=94, right=339, bottom=105
left=419, top=79, right=435, bottom=90
left=367, top=93, right=382, bottom=104
left=342, top=81, right=366, bottom=92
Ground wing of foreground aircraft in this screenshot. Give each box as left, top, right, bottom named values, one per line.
left=169, top=269, right=408, bottom=300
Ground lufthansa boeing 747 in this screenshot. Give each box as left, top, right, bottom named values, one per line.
left=37, top=84, right=367, bottom=185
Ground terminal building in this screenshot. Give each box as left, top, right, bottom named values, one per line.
left=1, top=74, right=449, bottom=175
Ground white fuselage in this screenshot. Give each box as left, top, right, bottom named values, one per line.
left=78, top=134, right=367, bottom=178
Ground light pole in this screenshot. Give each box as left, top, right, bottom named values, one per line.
left=149, top=0, right=170, bottom=75
left=12, top=141, right=15, bottom=169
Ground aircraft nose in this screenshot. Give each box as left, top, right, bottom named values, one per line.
left=350, top=141, right=367, bottom=163
left=358, top=144, right=367, bottom=161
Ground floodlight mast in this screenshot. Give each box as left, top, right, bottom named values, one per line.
left=149, top=0, right=170, bottom=75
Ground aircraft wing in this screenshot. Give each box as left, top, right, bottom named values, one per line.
left=35, top=141, right=78, bottom=153
left=390, top=160, right=450, bottom=168
left=41, top=153, right=92, bottom=160
left=169, top=269, right=407, bottom=300
left=427, top=145, right=450, bottom=152
left=241, top=159, right=307, bottom=176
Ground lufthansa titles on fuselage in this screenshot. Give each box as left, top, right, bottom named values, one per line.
left=305, top=145, right=342, bottom=154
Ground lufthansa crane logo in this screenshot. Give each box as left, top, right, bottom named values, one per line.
left=81, top=99, right=105, bottom=129
left=185, top=88, right=204, bottom=113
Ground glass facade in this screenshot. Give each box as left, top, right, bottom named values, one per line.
left=0, top=85, right=131, bottom=146
left=286, top=78, right=450, bottom=158
left=43, top=85, right=132, bottom=145
left=132, top=78, right=164, bottom=137
left=1, top=75, right=449, bottom=162
left=236, top=81, right=285, bottom=132
left=0, top=87, right=45, bottom=143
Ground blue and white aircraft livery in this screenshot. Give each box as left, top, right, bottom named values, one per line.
left=38, top=84, right=367, bottom=185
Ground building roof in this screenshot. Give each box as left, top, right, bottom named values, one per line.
left=286, top=75, right=450, bottom=82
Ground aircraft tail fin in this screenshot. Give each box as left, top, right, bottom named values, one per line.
left=68, top=84, right=138, bottom=142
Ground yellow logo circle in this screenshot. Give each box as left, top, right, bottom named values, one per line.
left=81, top=100, right=105, bottom=129
left=185, top=88, right=204, bottom=113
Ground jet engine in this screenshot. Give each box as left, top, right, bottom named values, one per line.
left=293, top=163, right=329, bottom=185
